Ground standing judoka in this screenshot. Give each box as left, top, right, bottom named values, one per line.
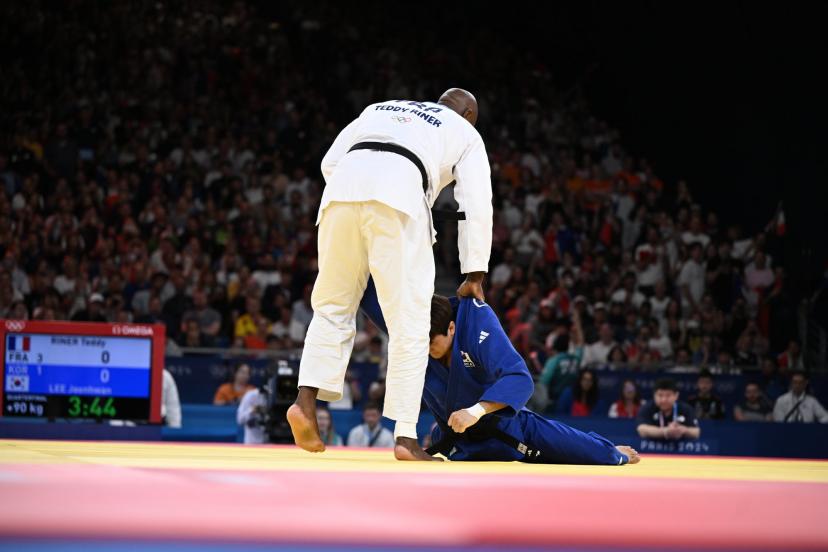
left=288, top=89, right=493, bottom=461
left=360, top=280, right=640, bottom=464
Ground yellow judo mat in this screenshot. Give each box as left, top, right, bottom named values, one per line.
left=1, top=439, right=827, bottom=482
left=1, top=439, right=828, bottom=551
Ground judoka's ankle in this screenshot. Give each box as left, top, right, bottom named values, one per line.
left=295, top=386, right=319, bottom=409
left=393, top=421, right=418, bottom=441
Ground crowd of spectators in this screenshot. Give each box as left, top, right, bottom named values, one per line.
left=0, top=1, right=820, bottom=427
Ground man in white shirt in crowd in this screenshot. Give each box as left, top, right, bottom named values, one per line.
left=647, top=319, right=673, bottom=359
left=634, top=236, right=664, bottom=294
left=237, top=386, right=268, bottom=444
left=490, top=248, right=515, bottom=287
left=773, top=370, right=828, bottom=423
left=347, top=402, right=395, bottom=448
left=681, top=214, right=710, bottom=248
left=583, top=323, right=617, bottom=367
left=611, top=271, right=646, bottom=308
left=678, top=242, right=705, bottom=312
left=288, top=89, right=493, bottom=461
left=743, top=251, right=775, bottom=313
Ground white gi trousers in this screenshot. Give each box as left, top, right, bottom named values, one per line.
left=299, top=200, right=434, bottom=439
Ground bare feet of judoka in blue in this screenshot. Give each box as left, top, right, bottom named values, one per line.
left=287, top=387, right=325, bottom=453
left=616, top=445, right=641, bottom=464
left=394, top=437, right=444, bottom=461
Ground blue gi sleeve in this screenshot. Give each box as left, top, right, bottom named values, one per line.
left=471, top=301, right=534, bottom=417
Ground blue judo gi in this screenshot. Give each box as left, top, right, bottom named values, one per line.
left=360, top=279, right=629, bottom=465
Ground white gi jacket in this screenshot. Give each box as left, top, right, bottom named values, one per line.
left=318, top=99, right=493, bottom=274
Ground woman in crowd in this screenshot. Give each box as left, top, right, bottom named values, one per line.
left=213, top=363, right=256, bottom=405
left=608, top=379, right=644, bottom=418
left=316, top=407, right=344, bottom=447
left=603, top=345, right=627, bottom=370
left=556, top=368, right=605, bottom=417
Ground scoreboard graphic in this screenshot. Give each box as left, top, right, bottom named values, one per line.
left=1, top=320, right=165, bottom=423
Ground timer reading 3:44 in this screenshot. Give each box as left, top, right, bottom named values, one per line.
left=67, top=396, right=117, bottom=418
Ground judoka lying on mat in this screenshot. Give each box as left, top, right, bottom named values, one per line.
left=360, top=279, right=640, bottom=464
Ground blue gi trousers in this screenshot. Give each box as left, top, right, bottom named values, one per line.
left=518, top=412, right=627, bottom=465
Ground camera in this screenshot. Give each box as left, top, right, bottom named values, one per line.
left=248, top=359, right=299, bottom=444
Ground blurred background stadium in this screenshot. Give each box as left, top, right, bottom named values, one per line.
left=0, top=0, right=826, bottom=451
left=2, top=2, right=828, bottom=552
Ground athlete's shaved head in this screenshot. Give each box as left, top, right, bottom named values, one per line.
left=437, top=88, right=478, bottom=126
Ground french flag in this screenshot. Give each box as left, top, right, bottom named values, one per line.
left=7, top=336, right=30, bottom=352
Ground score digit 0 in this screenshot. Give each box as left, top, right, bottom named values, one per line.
left=100, top=368, right=110, bottom=383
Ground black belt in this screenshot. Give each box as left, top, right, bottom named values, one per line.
left=425, top=417, right=540, bottom=460
left=347, top=141, right=466, bottom=222
left=348, top=141, right=428, bottom=193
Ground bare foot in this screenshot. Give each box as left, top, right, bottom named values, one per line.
left=287, top=403, right=325, bottom=453
left=394, top=437, right=443, bottom=461
left=616, top=445, right=640, bottom=464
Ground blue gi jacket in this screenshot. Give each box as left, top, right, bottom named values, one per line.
left=360, top=282, right=534, bottom=461
left=431, top=296, right=537, bottom=460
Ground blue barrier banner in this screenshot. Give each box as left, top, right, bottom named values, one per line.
left=638, top=439, right=717, bottom=455
left=160, top=402, right=828, bottom=459
left=165, top=355, right=828, bottom=415
left=552, top=415, right=828, bottom=459
left=162, top=354, right=828, bottom=458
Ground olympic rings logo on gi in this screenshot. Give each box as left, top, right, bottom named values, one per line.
left=5, top=320, right=26, bottom=332
left=391, top=116, right=411, bottom=123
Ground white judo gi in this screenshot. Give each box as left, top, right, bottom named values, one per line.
left=299, top=99, right=493, bottom=439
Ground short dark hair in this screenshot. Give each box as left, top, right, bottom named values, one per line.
left=363, top=401, right=382, bottom=414
left=655, top=378, right=678, bottom=392
left=608, top=345, right=627, bottom=362
left=553, top=333, right=570, bottom=353
left=430, top=295, right=454, bottom=340
left=790, top=369, right=808, bottom=381
left=698, top=369, right=713, bottom=381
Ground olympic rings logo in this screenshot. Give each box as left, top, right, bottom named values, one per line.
left=5, top=320, right=26, bottom=332
left=391, top=116, right=411, bottom=123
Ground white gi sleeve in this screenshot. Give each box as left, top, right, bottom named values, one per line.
left=453, top=133, right=493, bottom=274
left=320, top=117, right=361, bottom=181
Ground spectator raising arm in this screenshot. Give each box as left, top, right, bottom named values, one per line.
left=571, top=307, right=585, bottom=348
